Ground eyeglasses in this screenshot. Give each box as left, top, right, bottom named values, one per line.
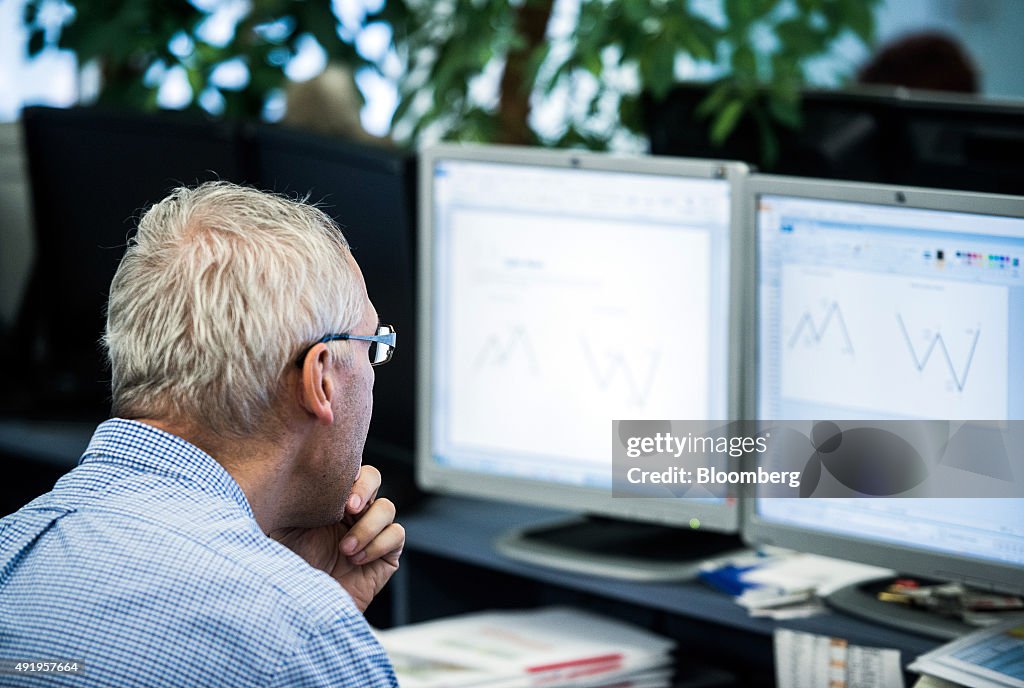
left=295, top=324, right=397, bottom=367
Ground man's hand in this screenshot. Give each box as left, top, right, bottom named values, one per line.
left=270, top=466, right=405, bottom=612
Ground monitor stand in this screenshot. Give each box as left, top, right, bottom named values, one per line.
left=826, top=578, right=977, bottom=640
left=494, top=516, right=749, bottom=582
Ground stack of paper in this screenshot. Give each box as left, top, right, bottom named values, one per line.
left=376, top=607, right=675, bottom=688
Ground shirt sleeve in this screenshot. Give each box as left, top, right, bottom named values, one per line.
left=266, top=613, right=398, bottom=688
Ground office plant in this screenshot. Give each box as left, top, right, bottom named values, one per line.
left=21, top=0, right=366, bottom=119
left=22, top=0, right=880, bottom=163
left=377, top=0, right=882, bottom=163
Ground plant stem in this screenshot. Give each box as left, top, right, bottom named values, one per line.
left=497, top=1, right=554, bottom=145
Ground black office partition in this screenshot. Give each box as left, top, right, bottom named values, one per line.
left=645, top=83, right=1024, bottom=194
left=894, top=96, right=1024, bottom=196
left=644, top=84, right=897, bottom=183
left=14, top=109, right=421, bottom=505
left=15, top=106, right=246, bottom=418
left=251, top=125, right=419, bottom=465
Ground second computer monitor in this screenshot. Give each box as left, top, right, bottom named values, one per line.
left=746, top=176, right=1024, bottom=602
left=419, top=144, right=747, bottom=532
left=754, top=180, right=1024, bottom=421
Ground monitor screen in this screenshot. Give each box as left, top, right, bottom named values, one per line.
left=419, top=144, right=746, bottom=531
left=13, top=106, right=243, bottom=418
left=747, top=177, right=1024, bottom=593
left=253, top=126, right=417, bottom=461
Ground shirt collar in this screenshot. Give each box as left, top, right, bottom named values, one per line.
left=80, top=418, right=255, bottom=519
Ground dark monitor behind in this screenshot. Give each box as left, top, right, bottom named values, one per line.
left=645, top=83, right=1024, bottom=195
left=252, top=125, right=417, bottom=463
left=645, top=84, right=898, bottom=184
left=896, top=95, right=1024, bottom=196
left=13, top=106, right=245, bottom=418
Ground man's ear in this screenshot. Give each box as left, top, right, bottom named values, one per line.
left=298, top=344, right=335, bottom=425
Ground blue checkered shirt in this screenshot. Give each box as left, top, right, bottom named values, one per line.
left=0, top=419, right=398, bottom=687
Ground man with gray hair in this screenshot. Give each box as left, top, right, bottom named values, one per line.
left=0, top=182, right=404, bottom=686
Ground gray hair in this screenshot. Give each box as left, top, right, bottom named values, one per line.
left=104, top=181, right=366, bottom=437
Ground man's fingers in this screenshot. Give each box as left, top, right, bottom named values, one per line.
left=339, top=497, right=396, bottom=555
left=346, top=464, right=382, bottom=514
left=346, top=523, right=405, bottom=565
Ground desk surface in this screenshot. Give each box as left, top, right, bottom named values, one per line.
left=401, top=495, right=940, bottom=661
left=0, top=419, right=95, bottom=467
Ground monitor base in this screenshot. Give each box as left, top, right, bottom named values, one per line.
left=826, top=578, right=976, bottom=640
left=494, top=516, right=748, bottom=582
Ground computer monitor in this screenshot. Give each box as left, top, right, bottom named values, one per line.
left=13, top=106, right=244, bottom=418
left=744, top=175, right=1024, bottom=637
left=418, top=143, right=749, bottom=580
left=895, top=93, right=1024, bottom=196
left=252, top=126, right=418, bottom=464
left=646, top=84, right=895, bottom=184
left=646, top=82, right=1024, bottom=195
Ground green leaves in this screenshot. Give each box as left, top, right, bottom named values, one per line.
left=839, top=0, right=876, bottom=44
left=296, top=2, right=341, bottom=57
left=384, top=0, right=879, bottom=151
left=643, top=39, right=677, bottom=100
left=20, top=0, right=881, bottom=155
left=522, top=42, right=551, bottom=87
left=724, top=0, right=754, bottom=28
left=683, top=18, right=718, bottom=62
left=768, top=95, right=800, bottom=129
left=731, top=45, right=757, bottom=78
left=711, top=98, right=745, bottom=144
left=385, top=0, right=522, bottom=144
left=699, top=0, right=880, bottom=165
left=20, top=0, right=366, bottom=120
left=775, top=18, right=828, bottom=56
left=618, top=93, right=643, bottom=134
left=695, top=80, right=734, bottom=120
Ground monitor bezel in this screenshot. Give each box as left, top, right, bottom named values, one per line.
left=742, top=173, right=1024, bottom=594
left=417, top=143, right=749, bottom=532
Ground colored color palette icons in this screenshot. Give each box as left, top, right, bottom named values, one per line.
left=951, top=250, right=1019, bottom=267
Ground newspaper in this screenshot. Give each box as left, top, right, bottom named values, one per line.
left=377, top=607, right=674, bottom=688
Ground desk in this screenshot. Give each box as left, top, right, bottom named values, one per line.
left=0, top=419, right=94, bottom=468
left=0, top=419, right=94, bottom=514
left=394, top=495, right=941, bottom=683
